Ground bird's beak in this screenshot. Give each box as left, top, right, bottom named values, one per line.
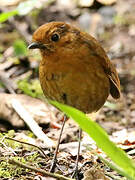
left=28, top=42, right=46, bottom=49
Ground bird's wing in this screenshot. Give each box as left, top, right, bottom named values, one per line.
left=105, top=62, right=121, bottom=99
left=96, top=47, right=121, bottom=99
left=82, top=33, right=121, bottom=99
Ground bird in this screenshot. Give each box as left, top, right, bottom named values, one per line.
left=28, top=21, right=120, bottom=179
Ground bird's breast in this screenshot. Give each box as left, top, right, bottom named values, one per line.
left=39, top=56, right=110, bottom=113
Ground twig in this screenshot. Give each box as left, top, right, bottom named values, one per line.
left=109, top=51, right=135, bottom=59
left=0, top=137, right=16, bottom=155
left=0, top=70, right=16, bottom=94
left=12, top=70, right=32, bottom=82
left=9, top=158, right=74, bottom=180
left=5, top=137, right=47, bottom=158
left=11, top=99, right=55, bottom=148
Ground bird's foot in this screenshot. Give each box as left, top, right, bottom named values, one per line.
left=71, top=167, right=82, bottom=180
left=49, top=158, right=57, bottom=173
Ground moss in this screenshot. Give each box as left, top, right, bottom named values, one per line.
left=17, top=78, right=43, bottom=98
left=0, top=157, right=26, bottom=178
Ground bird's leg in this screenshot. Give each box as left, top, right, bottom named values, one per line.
left=50, top=115, right=67, bottom=173
left=71, top=128, right=82, bottom=179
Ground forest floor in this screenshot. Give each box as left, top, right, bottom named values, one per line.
left=0, top=0, right=135, bottom=179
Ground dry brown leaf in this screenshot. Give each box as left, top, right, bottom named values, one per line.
left=83, top=167, right=110, bottom=180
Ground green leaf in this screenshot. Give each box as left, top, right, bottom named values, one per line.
left=13, top=40, right=27, bottom=57
left=0, top=0, right=36, bottom=23
left=0, top=10, right=18, bottom=23
left=49, top=100, right=135, bottom=180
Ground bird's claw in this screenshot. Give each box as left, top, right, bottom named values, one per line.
left=71, top=167, right=81, bottom=180
left=49, top=158, right=57, bottom=173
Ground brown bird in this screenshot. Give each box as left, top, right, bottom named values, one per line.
left=28, top=21, right=120, bottom=178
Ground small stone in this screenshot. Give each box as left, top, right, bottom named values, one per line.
left=78, top=0, right=94, bottom=7
left=78, top=12, right=92, bottom=32
left=98, top=6, right=116, bottom=26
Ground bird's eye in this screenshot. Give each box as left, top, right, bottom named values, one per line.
left=51, top=33, right=60, bottom=42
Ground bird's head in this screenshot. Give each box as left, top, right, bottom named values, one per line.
left=28, top=22, right=80, bottom=56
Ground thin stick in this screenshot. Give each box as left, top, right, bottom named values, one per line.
left=9, top=158, right=74, bottom=180
left=0, top=137, right=16, bottom=155
left=0, top=70, right=15, bottom=94
left=5, top=137, right=46, bottom=158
